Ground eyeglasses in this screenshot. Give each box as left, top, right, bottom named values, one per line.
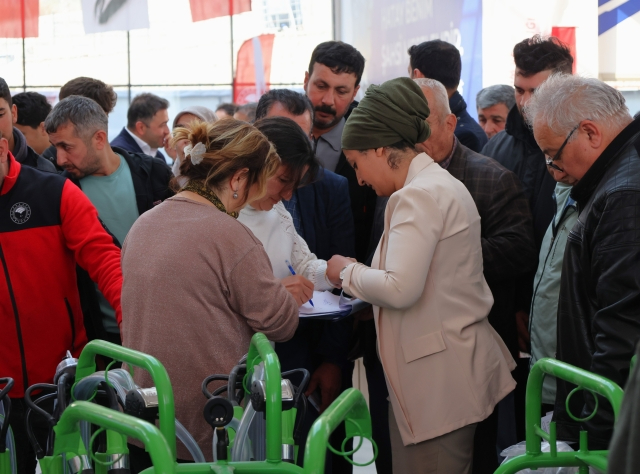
left=545, top=123, right=580, bottom=173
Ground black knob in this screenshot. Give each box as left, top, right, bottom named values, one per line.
left=203, top=396, right=234, bottom=428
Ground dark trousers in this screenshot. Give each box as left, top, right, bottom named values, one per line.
left=8, top=397, right=53, bottom=474
left=514, top=358, right=529, bottom=441
left=472, top=403, right=500, bottom=473
left=363, top=348, right=393, bottom=474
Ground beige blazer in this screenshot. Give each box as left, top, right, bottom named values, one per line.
left=343, top=153, right=516, bottom=446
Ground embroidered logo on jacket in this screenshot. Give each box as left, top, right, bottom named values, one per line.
left=10, top=202, right=31, bottom=224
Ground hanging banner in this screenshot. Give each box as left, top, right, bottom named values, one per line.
left=189, top=0, right=251, bottom=22
left=234, top=34, right=275, bottom=104
left=551, top=26, right=577, bottom=73
left=81, top=0, right=150, bottom=34
left=340, top=0, right=484, bottom=113
left=598, top=0, right=640, bottom=81
left=0, top=0, right=39, bottom=38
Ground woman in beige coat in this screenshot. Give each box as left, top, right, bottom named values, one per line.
left=326, top=77, right=516, bottom=473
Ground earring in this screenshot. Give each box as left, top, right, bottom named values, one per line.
left=233, top=192, right=238, bottom=199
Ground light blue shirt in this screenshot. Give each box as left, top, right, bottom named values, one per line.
left=80, top=154, right=139, bottom=245
left=80, top=154, right=139, bottom=333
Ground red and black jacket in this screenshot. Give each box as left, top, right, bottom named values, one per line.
left=0, top=153, right=123, bottom=397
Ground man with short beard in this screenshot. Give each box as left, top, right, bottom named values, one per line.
left=47, top=95, right=172, bottom=344
left=304, top=41, right=377, bottom=263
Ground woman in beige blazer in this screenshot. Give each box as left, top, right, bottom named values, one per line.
left=327, top=77, right=516, bottom=473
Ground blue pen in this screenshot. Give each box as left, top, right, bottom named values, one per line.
left=286, top=259, right=314, bottom=307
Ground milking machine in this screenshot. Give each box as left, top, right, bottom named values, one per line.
left=25, top=333, right=375, bottom=474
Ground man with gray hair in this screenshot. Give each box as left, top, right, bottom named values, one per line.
left=526, top=74, right=640, bottom=449
left=476, top=85, right=515, bottom=139
left=47, top=95, right=172, bottom=344
left=414, top=77, right=537, bottom=472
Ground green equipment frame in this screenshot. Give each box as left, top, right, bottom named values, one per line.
left=45, top=333, right=374, bottom=474
left=41, top=401, right=174, bottom=474
left=495, top=358, right=624, bottom=474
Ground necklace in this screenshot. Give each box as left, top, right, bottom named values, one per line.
left=181, top=181, right=239, bottom=219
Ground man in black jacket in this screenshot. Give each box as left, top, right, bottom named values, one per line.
left=482, top=35, right=573, bottom=249
left=408, top=40, right=487, bottom=153
left=47, top=96, right=173, bottom=344
left=0, top=78, right=55, bottom=173
left=527, top=74, right=640, bottom=449
left=481, top=37, right=574, bottom=438
left=416, top=78, right=536, bottom=473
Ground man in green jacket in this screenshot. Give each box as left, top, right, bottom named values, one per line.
left=528, top=166, right=578, bottom=411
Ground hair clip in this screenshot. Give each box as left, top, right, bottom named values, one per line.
left=184, top=142, right=206, bottom=165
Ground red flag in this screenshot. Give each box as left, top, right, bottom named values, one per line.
left=0, top=0, right=39, bottom=38
left=233, top=34, right=275, bottom=104
left=189, top=0, right=251, bottom=22
left=551, top=27, right=577, bottom=74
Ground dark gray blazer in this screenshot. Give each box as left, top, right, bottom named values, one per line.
left=447, top=141, right=537, bottom=357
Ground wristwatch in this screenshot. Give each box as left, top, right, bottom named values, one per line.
left=339, top=266, right=348, bottom=282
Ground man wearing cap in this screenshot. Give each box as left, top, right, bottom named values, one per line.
left=326, top=77, right=515, bottom=473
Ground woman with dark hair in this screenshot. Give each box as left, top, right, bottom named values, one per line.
left=325, top=78, right=516, bottom=473
left=121, top=118, right=299, bottom=467
left=237, top=116, right=328, bottom=306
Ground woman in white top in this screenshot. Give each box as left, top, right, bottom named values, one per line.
left=238, top=117, right=334, bottom=305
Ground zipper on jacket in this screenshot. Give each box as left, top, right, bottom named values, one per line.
left=64, top=298, right=76, bottom=352
left=0, top=243, right=29, bottom=392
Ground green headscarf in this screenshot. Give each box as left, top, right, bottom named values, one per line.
left=341, top=77, right=431, bottom=150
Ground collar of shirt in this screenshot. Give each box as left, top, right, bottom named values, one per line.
left=125, top=127, right=157, bottom=157
left=316, top=117, right=346, bottom=152
left=437, top=136, right=458, bottom=170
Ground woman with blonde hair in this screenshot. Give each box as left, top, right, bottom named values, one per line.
left=121, top=118, right=299, bottom=469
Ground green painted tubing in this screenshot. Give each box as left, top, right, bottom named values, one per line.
left=246, top=333, right=283, bottom=463
left=525, top=358, right=624, bottom=456
left=53, top=401, right=175, bottom=474
left=303, top=388, right=372, bottom=474
left=38, top=457, right=64, bottom=474
left=0, top=450, right=10, bottom=474
left=75, top=340, right=177, bottom=459
left=167, top=461, right=303, bottom=473
left=494, top=450, right=609, bottom=474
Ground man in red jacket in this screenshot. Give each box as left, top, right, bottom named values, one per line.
left=0, top=130, right=123, bottom=473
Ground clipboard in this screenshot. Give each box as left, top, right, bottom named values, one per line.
left=298, top=290, right=370, bottom=321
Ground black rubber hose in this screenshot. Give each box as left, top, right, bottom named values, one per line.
left=24, top=384, right=57, bottom=427
left=293, top=393, right=308, bottom=446
left=53, top=372, right=71, bottom=423
left=25, top=392, right=57, bottom=459
left=227, top=365, right=246, bottom=406
left=281, top=369, right=311, bottom=408
left=201, top=374, right=229, bottom=399
left=0, top=377, right=14, bottom=452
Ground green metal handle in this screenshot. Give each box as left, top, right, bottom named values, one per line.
left=525, top=358, right=624, bottom=456
left=303, top=388, right=372, bottom=474
left=75, top=340, right=177, bottom=459
left=246, top=333, right=282, bottom=463
left=53, top=401, right=174, bottom=474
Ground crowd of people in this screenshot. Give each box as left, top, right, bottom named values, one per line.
left=1, top=33, right=639, bottom=474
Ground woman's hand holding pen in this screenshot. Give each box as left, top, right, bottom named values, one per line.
left=282, top=275, right=314, bottom=306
